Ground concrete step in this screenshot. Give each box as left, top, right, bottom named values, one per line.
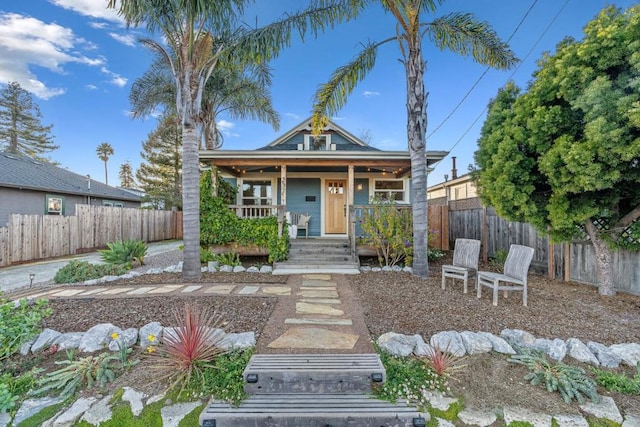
left=287, top=255, right=354, bottom=262
left=272, top=267, right=361, bottom=275
left=243, top=354, right=385, bottom=394
left=199, top=393, right=427, bottom=427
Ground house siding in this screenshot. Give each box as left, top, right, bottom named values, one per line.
left=282, top=178, right=321, bottom=237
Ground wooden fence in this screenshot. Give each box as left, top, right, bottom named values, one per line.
left=0, top=205, right=182, bottom=267
left=448, top=207, right=640, bottom=295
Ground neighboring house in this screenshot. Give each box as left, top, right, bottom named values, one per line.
left=200, top=117, right=447, bottom=238
left=427, top=172, right=481, bottom=210
left=0, top=151, right=142, bottom=225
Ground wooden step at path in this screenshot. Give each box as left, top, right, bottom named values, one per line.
left=243, top=354, right=385, bottom=394
left=199, top=393, right=427, bottom=427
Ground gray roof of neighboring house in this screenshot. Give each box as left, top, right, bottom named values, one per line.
left=256, top=142, right=380, bottom=152
left=0, top=151, right=141, bottom=201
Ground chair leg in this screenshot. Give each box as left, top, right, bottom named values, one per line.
left=523, top=284, right=527, bottom=306
left=477, top=280, right=482, bottom=299
left=492, top=281, right=499, bottom=306
left=462, top=272, right=468, bottom=294
left=441, top=274, right=446, bottom=290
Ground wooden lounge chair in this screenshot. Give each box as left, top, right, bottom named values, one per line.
left=290, top=212, right=311, bottom=239
left=441, top=238, right=481, bottom=293
left=477, top=244, right=535, bottom=306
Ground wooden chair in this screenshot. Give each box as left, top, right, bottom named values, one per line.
left=441, top=238, right=481, bottom=293
left=477, top=244, right=535, bottom=306
left=289, top=212, right=311, bottom=239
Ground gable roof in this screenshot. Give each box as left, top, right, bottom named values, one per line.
left=257, top=117, right=380, bottom=152
left=0, top=152, right=141, bottom=201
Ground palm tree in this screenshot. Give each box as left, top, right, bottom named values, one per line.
left=96, top=142, right=115, bottom=185
left=108, top=0, right=358, bottom=280
left=129, top=49, right=279, bottom=150
left=312, top=1, right=517, bottom=278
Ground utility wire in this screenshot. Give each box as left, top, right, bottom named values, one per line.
left=427, top=0, right=539, bottom=139
left=430, top=0, right=571, bottom=171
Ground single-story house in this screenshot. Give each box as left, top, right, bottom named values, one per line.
left=427, top=172, right=481, bottom=210
left=200, top=117, right=447, bottom=239
left=0, top=151, right=142, bottom=225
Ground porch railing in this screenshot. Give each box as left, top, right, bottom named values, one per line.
left=349, top=204, right=414, bottom=260
left=227, top=204, right=286, bottom=237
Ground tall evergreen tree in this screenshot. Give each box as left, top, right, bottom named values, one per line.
left=0, top=81, right=58, bottom=162
left=96, top=142, right=115, bottom=185
left=136, top=114, right=182, bottom=210
left=119, top=161, right=136, bottom=188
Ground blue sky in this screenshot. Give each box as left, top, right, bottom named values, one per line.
left=0, top=0, right=636, bottom=187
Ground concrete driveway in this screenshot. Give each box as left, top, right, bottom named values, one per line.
left=0, top=240, right=183, bottom=294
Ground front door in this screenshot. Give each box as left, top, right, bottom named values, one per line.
left=325, top=180, right=346, bottom=234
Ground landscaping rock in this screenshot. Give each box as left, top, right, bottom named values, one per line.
left=430, top=331, right=466, bottom=357
left=0, top=413, right=9, bottom=427
left=122, top=387, right=146, bottom=417
left=80, top=395, right=112, bottom=426
left=477, top=332, right=516, bottom=355
left=31, top=328, right=62, bottom=353
left=205, top=328, right=226, bottom=346
left=219, top=265, right=233, bottom=272
left=458, top=407, right=497, bottom=426
left=79, top=323, right=121, bottom=353
left=359, top=266, right=371, bottom=272
left=232, top=265, right=246, bottom=273
left=372, top=267, right=382, bottom=272
left=19, top=337, right=36, bottom=355
left=587, top=341, right=621, bottom=368
left=175, top=261, right=183, bottom=272
left=82, top=279, right=100, bottom=285
left=403, top=266, right=413, bottom=273
left=146, top=394, right=165, bottom=405
left=246, top=266, right=260, bottom=273
left=163, top=327, right=179, bottom=342
left=219, top=332, right=255, bottom=351
left=460, top=331, right=493, bottom=355
left=53, top=332, right=84, bottom=352
left=160, top=401, right=202, bottom=427
left=500, top=329, right=536, bottom=349
left=413, top=335, right=434, bottom=357
left=553, top=414, right=589, bottom=427
left=534, top=338, right=567, bottom=361
left=381, top=266, right=393, bottom=272
left=139, top=322, right=163, bottom=348
left=163, top=265, right=178, bottom=273
left=579, top=396, right=622, bottom=424
left=12, top=396, right=63, bottom=427
left=146, top=268, right=163, bottom=274
left=259, top=265, right=272, bottom=274
left=391, top=265, right=402, bottom=272
left=566, top=338, right=599, bottom=365
left=435, top=419, right=455, bottom=427
left=609, top=343, right=640, bottom=366
left=623, top=414, right=640, bottom=427
left=52, top=397, right=96, bottom=427
left=207, top=261, right=219, bottom=272
left=503, top=406, right=552, bottom=427
left=108, top=327, right=138, bottom=351
left=101, top=275, right=120, bottom=282
left=423, top=391, right=458, bottom=411
left=377, top=332, right=417, bottom=357
left=200, top=266, right=208, bottom=272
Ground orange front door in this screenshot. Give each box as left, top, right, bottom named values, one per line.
left=325, top=180, right=346, bottom=234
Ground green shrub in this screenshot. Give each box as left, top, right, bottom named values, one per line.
left=100, top=239, right=148, bottom=267
left=0, top=369, right=41, bottom=413
left=188, top=349, right=253, bottom=405
left=591, top=362, right=640, bottom=395
left=509, top=350, right=599, bottom=404
left=212, top=252, right=241, bottom=267
left=200, top=247, right=215, bottom=263
left=54, top=260, right=129, bottom=284
left=0, top=295, right=51, bottom=362
left=492, top=249, right=508, bottom=272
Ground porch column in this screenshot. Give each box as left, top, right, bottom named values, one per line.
left=347, top=164, right=354, bottom=206
left=348, top=164, right=355, bottom=254
left=279, top=165, right=287, bottom=237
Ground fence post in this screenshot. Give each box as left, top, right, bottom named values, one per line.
left=564, top=242, right=571, bottom=282
left=481, top=207, right=488, bottom=262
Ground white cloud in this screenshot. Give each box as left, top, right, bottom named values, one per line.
left=100, top=66, right=127, bottom=87
left=217, top=119, right=235, bottom=132
left=331, top=116, right=345, bottom=121
left=49, top=0, right=123, bottom=23
left=284, top=112, right=301, bottom=120
left=0, top=13, right=103, bottom=99
left=89, top=22, right=108, bottom=30
left=363, top=90, right=380, bottom=97
left=109, top=32, right=136, bottom=47
left=86, top=84, right=98, bottom=90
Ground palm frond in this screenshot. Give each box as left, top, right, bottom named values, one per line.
left=426, top=12, right=518, bottom=70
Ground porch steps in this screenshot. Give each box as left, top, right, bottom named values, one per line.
left=273, top=239, right=360, bottom=275
left=199, top=354, right=426, bottom=427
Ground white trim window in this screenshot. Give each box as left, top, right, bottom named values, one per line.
left=241, top=179, right=273, bottom=205
left=373, top=179, right=406, bottom=202
left=303, top=134, right=332, bottom=151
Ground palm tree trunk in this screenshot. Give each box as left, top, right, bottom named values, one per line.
left=405, top=44, right=429, bottom=278
left=181, top=114, right=202, bottom=280
left=104, top=161, right=108, bottom=185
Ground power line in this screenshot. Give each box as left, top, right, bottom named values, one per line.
left=431, top=0, right=571, bottom=172
left=427, top=0, right=539, bottom=139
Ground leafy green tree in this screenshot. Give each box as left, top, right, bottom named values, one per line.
left=137, top=114, right=183, bottom=210
left=108, top=0, right=357, bottom=279
left=96, top=142, right=115, bottom=185
left=119, top=161, right=136, bottom=188
left=311, top=0, right=517, bottom=278
left=0, top=81, right=58, bottom=162
left=130, top=49, right=279, bottom=150
left=475, top=6, right=640, bottom=296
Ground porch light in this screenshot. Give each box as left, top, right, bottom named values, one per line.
left=29, top=273, right=35, bottom=288
left=356, top=183, right=363, bottom=191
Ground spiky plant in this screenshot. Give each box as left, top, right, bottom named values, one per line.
left=99, top=239, right=148, bottom=267
left=146, top=303, right=226, bottom=396
left=423, top=344, right=467, bottom=380
left=509, top=350, right=599, bottom=404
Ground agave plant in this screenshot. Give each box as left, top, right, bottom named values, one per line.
left=100, top=239, right=148, bottom=267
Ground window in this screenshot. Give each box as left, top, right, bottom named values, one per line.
left=46, top=195, right=64, bottom=215
left=304, top=134, right=331, bottom=150
left=242, top=180, right=272, bottom=205
left=374, top=180, right=406, bottom=202
left=103, top=200, right=124, bottom=207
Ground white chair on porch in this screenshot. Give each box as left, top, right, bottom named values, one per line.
left=477, top=244, right=535, bottom=306
left=289, top=212, right=311, bottom=239
left=441, top=238, right=481, bottom=293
